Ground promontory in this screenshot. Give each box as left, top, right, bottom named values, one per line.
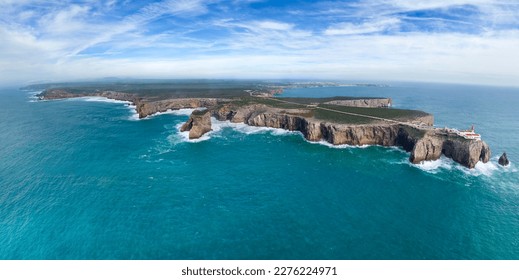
left=27, top=81, right=491, bottom=169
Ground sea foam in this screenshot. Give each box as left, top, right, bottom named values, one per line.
left=26, top=91, right=42, bottom=102
left=76, top=97, right=139, bottom=120
left=305, top=140, right=371, bottom=149
left=406, top=155, right=514, bottom=177
left=409, top=156, right=454, bottom=174
left=80, top=96, right=131, bottom=104
left=144, top=108, right=206, bottom=119
left=211, top=118, right=297, bottom=136
left=458, top=156, right=517, bottom=177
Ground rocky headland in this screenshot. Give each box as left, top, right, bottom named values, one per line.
left=38, top=88, right=491, bottom=169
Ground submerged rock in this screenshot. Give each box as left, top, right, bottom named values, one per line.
left=180, top=109, right=212, bottom=139
left=498, top=152, right=510, bottom=166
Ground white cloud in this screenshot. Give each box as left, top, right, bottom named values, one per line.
left=255, top=21, right=294, bottom=31
left=139, top=0, right=211, bottom=19
left=0, top=0, right=518, bottom=87
left=39, top=5, right=91, bottom=34
left=325, top=18, right=401, bottom=35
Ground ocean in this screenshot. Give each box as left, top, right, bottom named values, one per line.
left=0, top=82, right=518, bottom=259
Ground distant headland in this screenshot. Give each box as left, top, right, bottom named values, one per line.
left=25, top=80, right=491, bottom=169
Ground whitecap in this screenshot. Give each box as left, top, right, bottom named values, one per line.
left=468, top=161, right=500, bottom=177
left=144, top=107, right=207, bottom=119
left=407, top=156, right=454, bottom=174
left=74, top=96, right=140, bottom=121
left=167, top=123, right=211, bottom=144
left=456, top=156, right=516, bottom=177
left=80, top=96, right=131, bottom=104
left=405, top=155, right=513, bottom=177
left=168, top=117, right=299, bottom=145
left=210, top=118, right=298, bottom=136
left=304, top=140, right=372, bottom=149
left=127, top=104, right=139, bottom=121
left=500, top=162, right=518, bottom=173
left=26, top=90, right=42, bottom=102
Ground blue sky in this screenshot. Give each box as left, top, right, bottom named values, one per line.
left=1, top=0, right=519, bottom=86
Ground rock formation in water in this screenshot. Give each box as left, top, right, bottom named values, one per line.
left=180, top=109, right=212, bottom=139
left=498, top=152, right=510, bottom=166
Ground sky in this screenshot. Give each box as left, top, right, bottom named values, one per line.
left=1, top=0, right=519, bottom=87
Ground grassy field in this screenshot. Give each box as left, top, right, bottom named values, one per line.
left=28, top=80, right=430, bottom=125
left=277, top=96, right=385, bottom=104
left=313, top=108, right=375, bottom=124
left=27, top=80, right=263, bottom=99
left=228, top=97, right=307, bottom=109
left=318, top=104, right=429, bottom=121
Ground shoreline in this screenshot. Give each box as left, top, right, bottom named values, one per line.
left=37, top=88, right=491, bottom=169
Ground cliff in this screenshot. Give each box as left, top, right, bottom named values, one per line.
left=180, top=109, right=212, bottom=139
left=408, top=131, right=490, bottom=168
left=136, top=98, right=220, bottom=118
left=208, top=103, right=490, bottom=168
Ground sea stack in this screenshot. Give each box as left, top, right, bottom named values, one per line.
left=180, top=109, right=212, bottom=139
left=498, top=152, right=510, bottom=166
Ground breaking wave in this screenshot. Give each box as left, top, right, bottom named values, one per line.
left=26, top=91, right=42, bottom=102
left=127, top=104, right=139, bottom=121
left=75, top=97, right=140, bottom=121
left=211, top=118, right=297, bottom=136
left=408, top=156, right=455, bottom=174
left=404, top=155, right=515, bottom=177
left=144, top=108, right=207, bottom=119
left=168, top=117, right=300, bottom=145
left=305, top=140, right=371, bottom=149
left=80, top=96, right=131, bottom=104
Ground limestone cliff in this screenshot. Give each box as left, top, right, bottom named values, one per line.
left=209, top=103, right=490, bottom=168
left=136, top=98, right=220, bottom=118
left=180, top=109, right=212, bottom=139
left=441, top=137, right=491, bottom=168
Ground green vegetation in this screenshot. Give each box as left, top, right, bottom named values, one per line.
left=318, top=104, right=429, bottom=121
left=313, top=108, right=374, bottom=124
left=29, top=80, right=267, bottom=99
left=191, top=109, right=209, bottom=116
left=30, top=80, right=430, bottom=126
left=228, top=97, right=307, bottom=109
left=277, top=96, right=385, bottom=104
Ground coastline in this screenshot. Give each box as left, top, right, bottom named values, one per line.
left=36, top=88, right=491, bottom=169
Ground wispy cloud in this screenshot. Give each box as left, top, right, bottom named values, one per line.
left=325, top=18, right=401, bottom=35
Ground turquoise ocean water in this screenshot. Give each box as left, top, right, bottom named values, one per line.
left=0, top=83, right=518, bottom=259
